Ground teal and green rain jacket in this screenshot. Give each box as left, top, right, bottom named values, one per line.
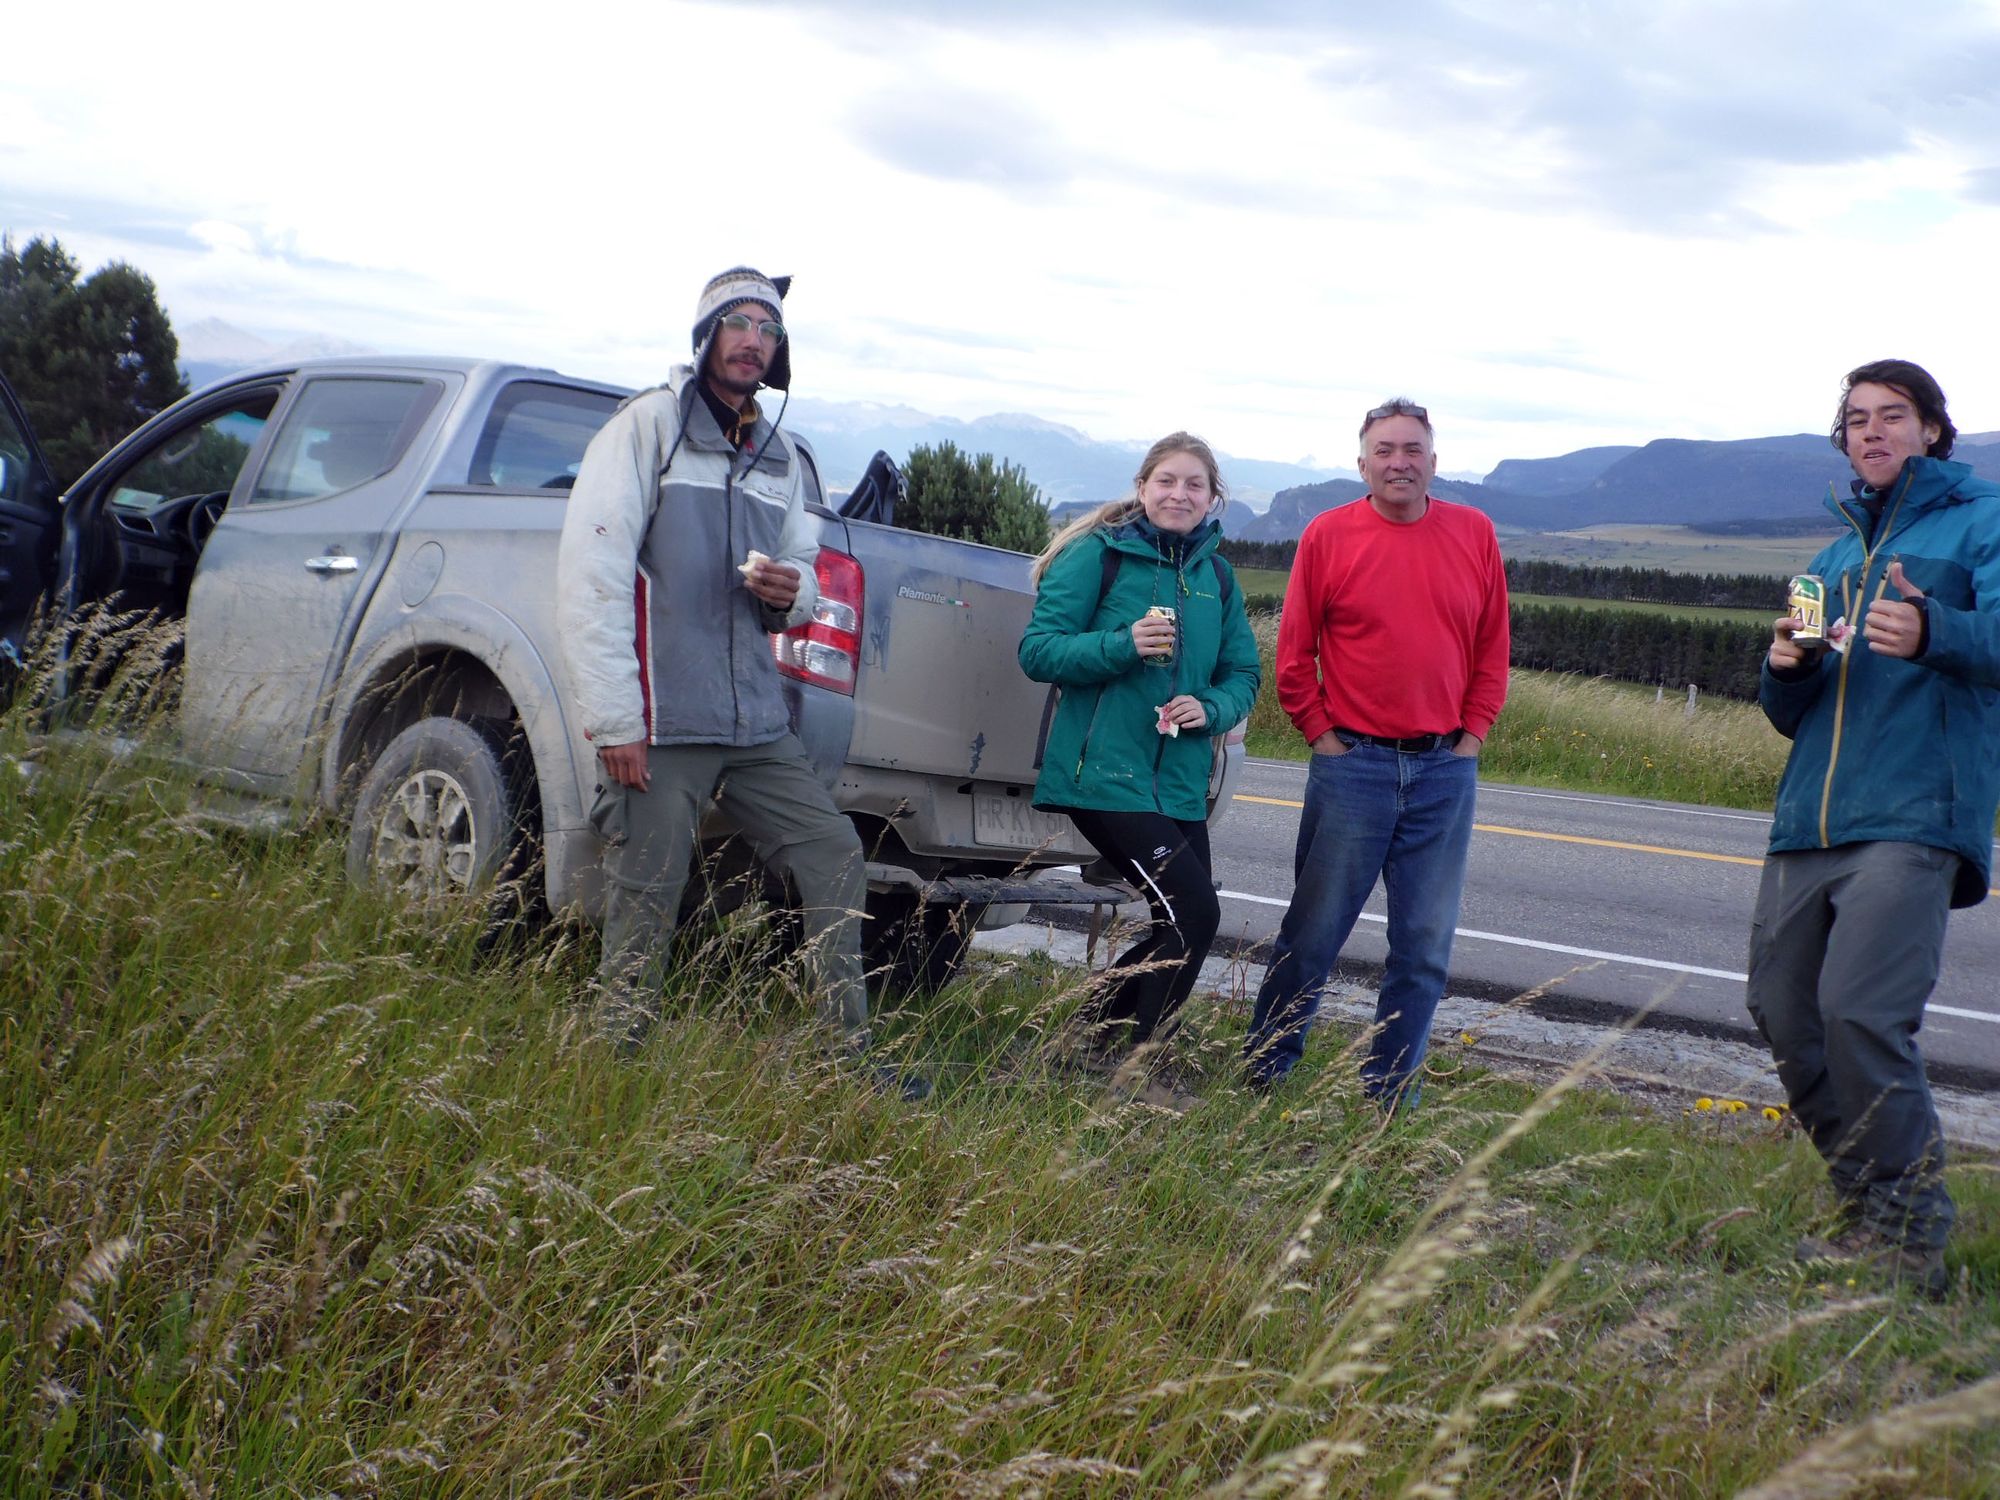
left=1761, top=455, right=2000, bottom=907
left=1019, top=518, right=1261, bottom=822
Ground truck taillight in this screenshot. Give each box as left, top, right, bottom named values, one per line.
left=773, top=547, right=863, bottom=695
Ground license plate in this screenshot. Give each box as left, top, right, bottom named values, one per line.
left=973, top=792, right=1079, bottom=853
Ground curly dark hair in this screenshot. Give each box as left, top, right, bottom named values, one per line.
left=1831, top=359, right=1955, bottom=460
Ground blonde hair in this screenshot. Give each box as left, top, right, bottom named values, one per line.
left=1029, top=432, right=1226, bottom=584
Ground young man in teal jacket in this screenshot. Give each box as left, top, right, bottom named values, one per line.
left=1753, top=358, right=2000, bottom=1297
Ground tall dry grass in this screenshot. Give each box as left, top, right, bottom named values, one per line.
left=3, top=621, right=1997, bottom=1497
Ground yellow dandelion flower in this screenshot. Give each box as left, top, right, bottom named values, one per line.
left=1459, top=1031, right=1478, bottom=1045
left=1694, top=1097, right=1715, bottom=1111
left=1722, top=1100, right=1748, bottom=1113
left=1762, top=1106, right=1784, bottom=1122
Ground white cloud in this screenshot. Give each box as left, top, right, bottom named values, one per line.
left=2, top=0, right=1997, bottom=471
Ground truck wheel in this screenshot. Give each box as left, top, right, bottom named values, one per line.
left=345, top=716, right=536, bottom=910
left=864, top=894, right=975, bottom=998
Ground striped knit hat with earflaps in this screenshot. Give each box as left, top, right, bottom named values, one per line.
left=691, top=266, right=792, bottom=391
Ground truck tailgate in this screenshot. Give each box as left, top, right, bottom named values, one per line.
left=840, top=519, right=1090, bottom=861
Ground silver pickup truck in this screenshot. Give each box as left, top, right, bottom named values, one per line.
left=2, top=357, right=1244, bottom=980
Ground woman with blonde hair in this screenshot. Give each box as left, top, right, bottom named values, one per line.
left=1019, top=432, right=1261, bottom=1069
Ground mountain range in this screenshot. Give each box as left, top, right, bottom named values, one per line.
left=777, top=396, right=1343, bottom=506
left=176, top=320, right=2000, bottom=538
left=1239, top=431, right=2000, bottom=541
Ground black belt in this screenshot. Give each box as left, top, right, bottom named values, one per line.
left=1335, top=727, right=1458, bottom=753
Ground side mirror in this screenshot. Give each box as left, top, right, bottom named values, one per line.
left=0, top=453, right=11, bottom=497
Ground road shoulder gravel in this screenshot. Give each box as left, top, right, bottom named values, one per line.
left=972, top=921, right=2000, bottom=1153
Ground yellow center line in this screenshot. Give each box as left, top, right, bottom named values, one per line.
left=1233, top=792, right=1762, bottom=867
left=1231, top=793, right=2000, bottom=895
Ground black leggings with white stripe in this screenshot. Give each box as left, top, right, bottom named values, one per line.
left=1063, top=807, right=1220, bottom=1049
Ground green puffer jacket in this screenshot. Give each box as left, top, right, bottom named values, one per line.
left=1019, top=519, right=1262, bottom=821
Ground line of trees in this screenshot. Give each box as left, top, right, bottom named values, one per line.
left=1217, top=539, right=1298, bottom=570
left=1217, top=541, right=1792, bottom=611
left=1508, top=603, right=1767, bottom=699
left=1504, top=559, right=1788, bottom=609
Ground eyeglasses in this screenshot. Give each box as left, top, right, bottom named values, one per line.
left=719, top=311, right=786, bottom=344
left=1364, top=401, right=1428, bottom=423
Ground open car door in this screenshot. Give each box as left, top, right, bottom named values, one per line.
left=0, top=370, right=60, bottom=663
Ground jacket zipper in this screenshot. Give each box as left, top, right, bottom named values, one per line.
left=1817, top=469, right=1915, bottom=845
left=1074, top=689, right=1105, bottom=779
left=1150, top=559, right=1189, bottom=811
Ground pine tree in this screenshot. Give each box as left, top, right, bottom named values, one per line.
left=900, top=441, right=1051, bottom=554
left=0, top=235, right=187, bottom=488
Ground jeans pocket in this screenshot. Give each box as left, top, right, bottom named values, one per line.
left=588, top=782, right=630, bottom=846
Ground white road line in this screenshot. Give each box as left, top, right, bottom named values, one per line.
left=1480, top=785, right=1774, bottom=824
left=1214, top=887, right=2000, bottom=1023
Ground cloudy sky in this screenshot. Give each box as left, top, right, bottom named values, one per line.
left=4, top=0, right=1998, bottom=473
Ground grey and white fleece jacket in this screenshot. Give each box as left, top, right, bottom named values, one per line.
left=556, top=365, right=820, bottom=749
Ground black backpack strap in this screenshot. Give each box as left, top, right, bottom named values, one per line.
left=1098, top=542, right=1123, bottom=611
left=1034, top=541, right=1125, bottom=773
left=1211, top=553, right=1233, bottom=605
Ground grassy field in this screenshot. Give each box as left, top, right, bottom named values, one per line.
left=1243, top=616, right=1792, bottom=809
left=1511, top=592, right=1774, bottom=626
left=1500, top=524, right=1842, bottom=574
left=4, top=719, right=1998, bottom=1497
left=1233, top=566, right=1291, bottom=596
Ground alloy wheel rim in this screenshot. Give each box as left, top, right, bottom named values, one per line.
left=374, top=768, right=478, bottom=896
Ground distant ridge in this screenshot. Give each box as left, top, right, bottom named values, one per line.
left=783, top=396, right=1343, bottom=506
left=1243, top=433, right=2000, bottom=541
left=172, top=318, right=1999, bottom=534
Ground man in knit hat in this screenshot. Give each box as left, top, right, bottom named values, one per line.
left=557, top=267, right=928, bottom=1099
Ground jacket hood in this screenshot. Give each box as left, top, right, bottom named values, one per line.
left=1102, top=516, right=1222, bottom=564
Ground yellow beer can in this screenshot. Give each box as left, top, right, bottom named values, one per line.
left=1787, top=574, right=1826, bottom=642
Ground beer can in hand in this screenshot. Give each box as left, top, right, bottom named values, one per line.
left=1787, top=574, right=1826, bottom=642
left=1144, top=605, right=1178, bottom=664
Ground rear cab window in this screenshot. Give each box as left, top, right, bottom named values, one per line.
left=466, top=382, right=619, bottom=489
left=249, top=377, right=444, bottom=504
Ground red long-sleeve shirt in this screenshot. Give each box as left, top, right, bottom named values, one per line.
left=1275, top=496, right=1510, bottom=745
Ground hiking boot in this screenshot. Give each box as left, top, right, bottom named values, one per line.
left=1795, top=1224, right=1949, bottom=1300
left=588, top=992, right=659, bottom=1057
left=1244, top=1061, right=1292, bottom=1095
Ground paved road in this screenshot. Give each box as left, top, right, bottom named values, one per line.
left=1205, top=757, right=2000, bottom=1085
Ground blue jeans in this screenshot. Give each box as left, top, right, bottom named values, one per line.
left=1244, top=741, right=1478, bottom=1102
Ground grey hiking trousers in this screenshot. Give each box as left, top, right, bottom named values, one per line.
left=1746, top=841, right=1959, bottom=1250
left=590, top=733, right=869, bottom=1049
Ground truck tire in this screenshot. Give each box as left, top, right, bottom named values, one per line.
left=864, top=893, right=976, bottom=998
left=345, top=716, right=536, bottom=910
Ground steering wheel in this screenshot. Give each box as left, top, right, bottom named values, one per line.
left=183, top=491, right=230, bottom=552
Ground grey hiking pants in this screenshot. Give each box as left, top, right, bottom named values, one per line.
left=591, top=733, right=869, bottom=1049
left=1746, top=841, right=1959, bottom=1250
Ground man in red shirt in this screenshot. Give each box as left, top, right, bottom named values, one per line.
left=1244, top=399, right=1510, bottom=1103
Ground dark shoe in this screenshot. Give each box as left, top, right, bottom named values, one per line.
left=1244, top=1062, right=1291, bottom=1095
left=866, top=1062, right=933, bottom=1102
left=1796, top=1225, right=1948, bottom=1300
left=1054, top=1045, right=1124, bottom=1082
left=589, top=992, right=659, bottom=1057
